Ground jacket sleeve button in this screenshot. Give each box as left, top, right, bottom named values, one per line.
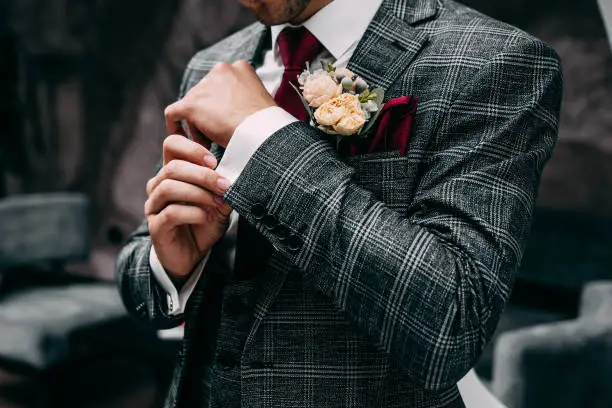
left=262, top=214, right=278, bottom=230
left=251, top=203, right=266, bottom=220
left=273, top=225, right=290, bottom=241
left=287, top=233, right=302, bottom=252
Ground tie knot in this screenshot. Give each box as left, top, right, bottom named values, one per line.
left=276, top=26, right=325, bottom=71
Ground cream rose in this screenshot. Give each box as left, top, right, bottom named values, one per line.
left=334, top=113, right=366, bottom=135
left=314, top=93, right=366, bottom=136
left=302, top=74, right=342, bottom=108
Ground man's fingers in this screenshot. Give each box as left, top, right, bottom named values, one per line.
left=232, top=59, right=254, bottom=72
left=145, top=178, right=220, bottom=216
left=148, top=204, right=208, bottom=236
left=164, top=102, right=187, bottom=136
left=216, top=199, right=233, bottom=217
left=186, top=121, right=212, bottom=149
left=213, top=61, right=232, bottom=73
left=162, top=134, right=215, bottom=167
left=147, top=159, right=226, bottom=197
left=232, top=59, right=266, bottom=86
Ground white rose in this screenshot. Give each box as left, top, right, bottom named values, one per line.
left=303, top=74, right=342, bottom=108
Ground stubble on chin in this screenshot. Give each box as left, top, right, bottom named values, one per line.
left=240, top=0, right=311, bottom=26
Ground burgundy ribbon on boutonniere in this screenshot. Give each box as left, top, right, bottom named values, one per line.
left=346, top=95, right=419, bottom=157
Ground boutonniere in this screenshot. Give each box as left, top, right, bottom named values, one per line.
left=290, top=62, right=385, bottom=148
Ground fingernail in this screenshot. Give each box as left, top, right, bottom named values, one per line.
left=204, top=155, right=217, bottom=168
left=214, top=196, right=225, bottom=205
left=217, top=177, right=230, bottom=190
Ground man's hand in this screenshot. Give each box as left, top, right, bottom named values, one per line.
left=145, top=135, right=232, bottom=278
left=165, top=60, right=277, bottom=148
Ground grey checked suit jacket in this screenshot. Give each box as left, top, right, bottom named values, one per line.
left=117, top=0, right=563, bottom=407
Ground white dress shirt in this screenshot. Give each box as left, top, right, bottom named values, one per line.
left=150, top=0, right=384, bottom=315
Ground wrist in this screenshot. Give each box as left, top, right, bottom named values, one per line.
left=167, top=271, right=191, bottom=290
left=231, top=107, right=298, bottom=141
left=164, top=250, right=210, bottom=288
left=229, top=103, right=279, bottom=138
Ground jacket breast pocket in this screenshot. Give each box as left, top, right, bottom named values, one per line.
left=345, top=151, right=415, bottom=212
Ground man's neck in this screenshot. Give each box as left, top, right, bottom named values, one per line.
left=290, top=0, right=334, bottom=24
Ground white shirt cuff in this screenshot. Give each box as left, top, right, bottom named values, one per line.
left=215, top=106, right=298, bottom=184
left=149, top=246, right=209, bottom=316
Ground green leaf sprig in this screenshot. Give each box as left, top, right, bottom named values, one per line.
left=358, top=91, right=378, bottom=104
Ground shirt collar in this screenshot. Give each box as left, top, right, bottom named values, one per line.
left=270, top=0, right=384, bottom=61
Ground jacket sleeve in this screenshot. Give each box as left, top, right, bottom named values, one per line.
left=115, top=57, right=209, bottom=330
left=221, top=38, right=563, bottom=390
left=116, top=219, right=187, bottom=329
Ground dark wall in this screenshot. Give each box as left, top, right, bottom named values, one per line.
left=464, top=0, right=612, bottom=213
left=1, top=0, right=611, bottom=279
left=1, top=0, right=254, bottom=277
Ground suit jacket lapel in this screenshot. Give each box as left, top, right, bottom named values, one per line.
left=386, top=0, right=438, bottom=23
left=346, top=1, right=433, bottom=95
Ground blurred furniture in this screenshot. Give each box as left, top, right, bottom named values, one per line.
left=470, top=208, right=612, bottom=407
left=492, top=280, right=612, bottom=408
left=0, top=193, right=174, bottom=407
left=599, top=0, right=612, bottom=53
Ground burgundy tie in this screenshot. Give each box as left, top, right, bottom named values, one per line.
left=233, top=27, right=324, bottom=281
left=274, top=26, right=325, bottom=120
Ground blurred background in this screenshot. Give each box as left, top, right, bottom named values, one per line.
left=0, top=0, right=611, bottom=407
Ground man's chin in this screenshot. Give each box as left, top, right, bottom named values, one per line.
left=237, top=0, right=304, bottom=26
left=247, top=11, right=285, bottom=26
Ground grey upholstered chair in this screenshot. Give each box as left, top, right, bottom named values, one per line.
left=0, top=193, right=173, bottom=406
left=492, top=280, right=612, bottom=408
left=473, top=208, right=612, bottom=408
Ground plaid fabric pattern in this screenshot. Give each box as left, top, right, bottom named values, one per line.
left=116, top=0, right=563, bottom=407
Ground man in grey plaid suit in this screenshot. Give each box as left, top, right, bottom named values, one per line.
left=117, top=0, right=562, bottom=406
